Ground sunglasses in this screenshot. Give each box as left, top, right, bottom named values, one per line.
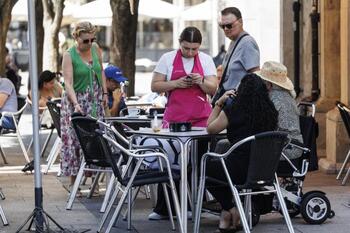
left=219, top=19, right=240, bottom=30
left=81, top=37, right=96, bottom=44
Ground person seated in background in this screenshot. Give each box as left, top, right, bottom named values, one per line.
left=0, top=75, right=18, bottom=130
left=138, top=92, right=167, bottom=108
left=206, top=74, right=278, bottom=232
left=28, top=70, right=63, bottom=109
left=28, top=70, right=62, bottom=129
left=5, top=47, right=21, bottom=94
left=213, top=44, right=226, bottom=67
left=104, top=65, right=127, bottom=117
left=255, top=61, right=303, bottom=171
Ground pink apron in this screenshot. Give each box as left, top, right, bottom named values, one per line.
left=163, top=50, right=212, bottom=127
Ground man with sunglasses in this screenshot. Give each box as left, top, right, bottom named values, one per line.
left=212, top=7, right=260, bottom=103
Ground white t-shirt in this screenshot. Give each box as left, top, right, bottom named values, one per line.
left=154, top=50, right=217, bottom=81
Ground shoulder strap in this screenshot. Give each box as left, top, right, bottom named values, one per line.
left=218, top=34, right=249, bottom=88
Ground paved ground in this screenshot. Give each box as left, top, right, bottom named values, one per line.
left=1, top=83, right=350, bottom=232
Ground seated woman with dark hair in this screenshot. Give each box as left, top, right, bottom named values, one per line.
left=29, top=70, right=63, bottom=109
left=206, top=73, right=279, bottom=232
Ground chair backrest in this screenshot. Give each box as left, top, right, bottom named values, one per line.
left=111, top=122, right=130, bottom=149
left=16, top=95, right=27, bottom=122
left=46, top=101, right=61, bottom=137
left=243, top=131, right=289, bottom=188
left=95, top=129, right=124, bottom=183
left=298, top=102, right=316, bottom=117
left=336, top=101, right=350, bottom=138
left=71, top=116, right=111, bottom=167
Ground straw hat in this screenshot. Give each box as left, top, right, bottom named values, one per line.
left=255, top=61, right=294, bottom=91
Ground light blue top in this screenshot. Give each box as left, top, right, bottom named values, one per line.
left=222, top=31, right=260, bottom=90
left=0, top=78, right=17, bottom=113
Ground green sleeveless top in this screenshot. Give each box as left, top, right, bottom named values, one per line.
left=68, top=45, right=102, bottom=92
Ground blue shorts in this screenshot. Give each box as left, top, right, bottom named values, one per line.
left=0, top=116, right=15, bottom=130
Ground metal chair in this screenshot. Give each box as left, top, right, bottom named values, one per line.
left=95, top=126, right=183, bottom=233
left=44, top=100, right=62, bottom=174
left=194, top=131, right=294, bottom=233
left=66, top=116, right=114, bottom=210
left=0, top=95, right=29, bottom=164
left=336, top=101, right=350, bottom=185
left=25, top=97, right=55, bottom=158
left=0, top=187, right=8, bottom=226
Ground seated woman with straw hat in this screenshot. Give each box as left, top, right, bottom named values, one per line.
left=255, top=61, right=303, bottom=170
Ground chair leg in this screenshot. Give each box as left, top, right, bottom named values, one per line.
left=44, top=138, right=61, bottom=174
left=231, top=188, right=250, bottom=233
left=221, top=158, right=250, bottom=233
left=98, top=180, right=121, bottom=232
left=40, top=128, right=54, bottom=157
left=140, top=185, right=151, bottom=199
left=81, top=176, right=88, bottom=185
left=105, top=188, right=129, bottom=233
left=337, top=149, right=350, bottom=180
left=0, top=188, right=5, bottom=200
left=66, top=162, right=85, bottom=210
left=243, top=190, right=252, bottom=230
left=100, top=174, right=115, bottom=213
left=162, top=183, right=176, bottom=230
left=169, top=179, right=184, bottom=233
left=193, top=172, right=206, bottom=233
left=0, top=204, right=8, bottom=226
left=88, top=172, right=101, bottom=199
left=104, top=160, right=143, bottom=233
left=0, top=146, right=8, bottom=164
left=127, top=188, right=132, bottom=230
left=16, top=126, right=30, bottom=163
left=342, top=165, right=350, bottom=185
left=274, top=175, right=295, bottom=233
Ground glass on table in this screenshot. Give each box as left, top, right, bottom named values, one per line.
left=151, top=119, right=162, bottom=132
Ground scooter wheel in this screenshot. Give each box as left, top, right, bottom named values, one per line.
left=300, top=192, right=331, bottom=224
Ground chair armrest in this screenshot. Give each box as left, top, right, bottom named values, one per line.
left=0, top=111, right=14, bottom=117
left=132, top=144, right=164, bottom=151
left=131, top=151, right=168, bottom=160
left=287, top=139, right=310, bottom=152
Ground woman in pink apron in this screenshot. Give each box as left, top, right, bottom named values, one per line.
left=151, top=27, right=217, bottom=127
left=148, top=27, right=217, bottom=220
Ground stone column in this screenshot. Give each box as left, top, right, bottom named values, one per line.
left=319, top=0, right=349, bottom=173
left=281, top=0, right=295, bottom=83
left=301, top=0, right=313, bottom=98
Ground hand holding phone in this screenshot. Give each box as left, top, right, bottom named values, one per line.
left=185, top=75, right=192, bottom=87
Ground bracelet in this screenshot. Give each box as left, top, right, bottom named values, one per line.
left=73, top=103, right=79, bottom=107
left=103, top=92, right=108, bottom=96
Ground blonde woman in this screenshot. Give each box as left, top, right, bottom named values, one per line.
left=61, top=21, right=107, bottom=189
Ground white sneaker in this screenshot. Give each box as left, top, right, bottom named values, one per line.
left=148, top=212, right=169, bottom=220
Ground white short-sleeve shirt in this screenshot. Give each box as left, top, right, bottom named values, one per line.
left=154, top=50, right=217, bottom=81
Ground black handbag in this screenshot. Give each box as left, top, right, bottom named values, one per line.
left=211, top=34, right=248, bottom=107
